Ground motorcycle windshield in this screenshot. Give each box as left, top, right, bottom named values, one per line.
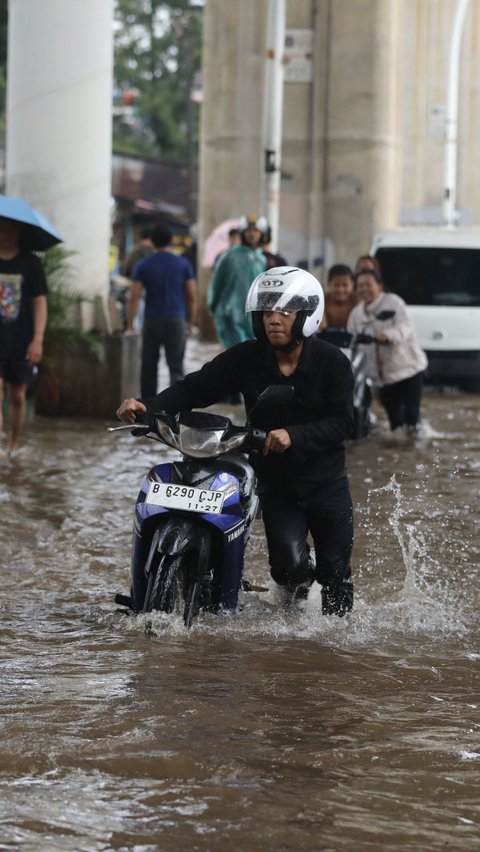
left=177, top=424, right=247, bottom=457
left=153, top=411, right=248, bottom=458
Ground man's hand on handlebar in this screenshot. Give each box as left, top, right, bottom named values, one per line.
left=116, top=398, right=147, bottom=424
left=262, top=428, right=292, bottom=455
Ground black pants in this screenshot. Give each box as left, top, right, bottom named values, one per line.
left=140, top=317, right=186, bottom=398
left=259, top=477, right=354, bottom=615
left=379, top=370, right=424, bottom=430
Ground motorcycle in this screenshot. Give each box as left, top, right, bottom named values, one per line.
left=110, top=385, right=293, bottom=628
left=318, top=327, right=377, bottom=440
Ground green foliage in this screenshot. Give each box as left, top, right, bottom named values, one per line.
left=0, top=2, right=203, bottom=162
left=43, top=246, right=102, bottom=359
left=113, top=0, right=203, bottom=162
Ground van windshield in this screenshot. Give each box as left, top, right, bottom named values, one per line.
left=376, top=247, right=480, bottom=307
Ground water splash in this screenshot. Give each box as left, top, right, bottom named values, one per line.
left=353, top=474, right=474, bottom=639
left=373, top=475, right=424, bottom=596
left=89, top=466, right=476, bottom=650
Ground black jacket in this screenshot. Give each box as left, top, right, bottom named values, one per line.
left=143, top=337, right=354, bottom=502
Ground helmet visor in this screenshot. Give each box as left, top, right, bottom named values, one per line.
left=247, top=290, right=320, bottom=315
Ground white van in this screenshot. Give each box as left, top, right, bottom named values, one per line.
left=370, top=227, right=480, bottom=389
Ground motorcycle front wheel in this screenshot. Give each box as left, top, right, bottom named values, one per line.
left=143, top=553, right=202, bottom=628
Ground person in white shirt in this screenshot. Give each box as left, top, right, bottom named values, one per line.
left=347, top=269, right=428, bottom=436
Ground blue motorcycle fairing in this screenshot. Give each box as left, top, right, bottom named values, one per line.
left=129, top=460, right=253, bottom=613
left=135, top=463, right=243, bottom=527
left=131, top=507, right=247, bottom=613
left=130, top=516, right=212, bottom=611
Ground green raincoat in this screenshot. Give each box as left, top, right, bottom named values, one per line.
left=207, top=244, right=266, bottom=348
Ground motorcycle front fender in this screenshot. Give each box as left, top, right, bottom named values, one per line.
left=155, top=515, right=210, bottom=556
left=131, top=515, right=213, bottom=612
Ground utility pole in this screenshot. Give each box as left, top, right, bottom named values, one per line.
left=443, top=0, right=471, bottom=226
left=262, top=0, right=286, bottom=252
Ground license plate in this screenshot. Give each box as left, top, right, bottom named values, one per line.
left=146, top=482, right=225, bottom=514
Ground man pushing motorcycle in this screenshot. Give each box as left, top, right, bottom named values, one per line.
left=116, top=266, right=354, bottom=617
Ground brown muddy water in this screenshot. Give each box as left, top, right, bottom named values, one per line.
left=1, top=338, right=479, bottom=851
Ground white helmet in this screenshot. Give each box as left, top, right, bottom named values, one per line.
left=245, top=266, right=325, bottom=340
left=238, top=214, right=269, bottom=235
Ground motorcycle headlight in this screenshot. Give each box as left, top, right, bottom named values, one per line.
left=155, top=419, right=181, bottom=450
left=177, top=425, right=247, bottom=457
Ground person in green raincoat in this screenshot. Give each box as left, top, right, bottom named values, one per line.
left=207, top=215, right=267, bottom=348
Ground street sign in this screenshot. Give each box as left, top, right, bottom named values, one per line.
left=284, top=29, right=313, bottom=83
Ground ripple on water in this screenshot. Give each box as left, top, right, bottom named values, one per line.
left=1, top=377, right=480, bottom=851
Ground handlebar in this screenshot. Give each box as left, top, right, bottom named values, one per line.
left=355, top=332, right=390, bottom=345
left=107, top=409, right=159, bottom=436
left=111, top=383, right=292, bottom=452
left=355, top=332, right=377, bottom=344
left=247, top=427, right=267, bottom=452
left=318, top=329, right=389, bottom=347
left=110, top=409, right=269, bottom=460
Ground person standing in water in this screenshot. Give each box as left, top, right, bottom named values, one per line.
left=0, top=218, right=48, bottom=457
left=348, top=268, right=427, bottom=435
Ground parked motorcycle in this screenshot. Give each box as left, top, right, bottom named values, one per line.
left=318, top=328, right=377, bottom=440
left=110, top=385, right=293, bottom=628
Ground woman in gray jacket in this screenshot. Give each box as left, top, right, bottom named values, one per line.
left=347, top=269, right=428, bottom=435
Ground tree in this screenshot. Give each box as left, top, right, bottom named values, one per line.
left=113, top=0, right=203, bottom=163
left=0, top=2, right=203, bottom=162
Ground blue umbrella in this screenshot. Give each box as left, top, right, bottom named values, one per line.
left=0, top=194, right=64, bottom=251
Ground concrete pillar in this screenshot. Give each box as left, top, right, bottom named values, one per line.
left=197, top=0, right=268, bottom=337
left=198, top=0, right=406, bottom=287
left=198, top=1, right=267, bottom=242
left=6, top=0, right=113, bottom=329
left=319, top=0, right=404, bottom=269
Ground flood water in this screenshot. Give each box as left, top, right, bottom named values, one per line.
left=1, top=338, right=479, bottom=851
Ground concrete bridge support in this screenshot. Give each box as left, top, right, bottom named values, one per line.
left=6, top=0, right=114, bottom=329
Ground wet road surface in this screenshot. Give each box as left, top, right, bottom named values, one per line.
left=1, top=340, right=479, bottom=851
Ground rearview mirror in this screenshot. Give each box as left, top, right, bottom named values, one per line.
left=248, top=384, right=295, bottom=420
left=256, top=384, right=295, bottom=406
